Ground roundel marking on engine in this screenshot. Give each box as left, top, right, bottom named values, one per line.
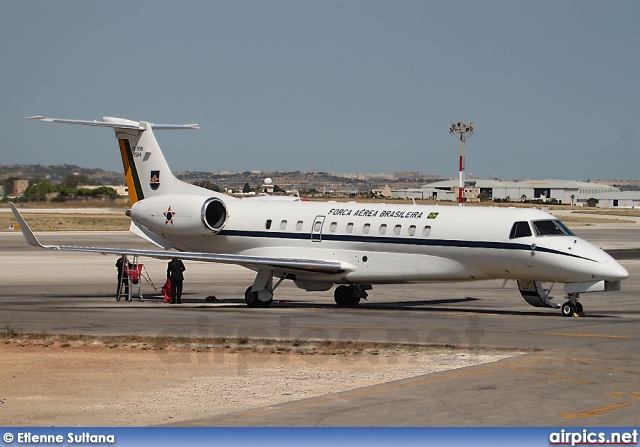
left=163, top=206, right=176, bottom=225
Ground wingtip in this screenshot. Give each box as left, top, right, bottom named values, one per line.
left=8, top=202, right=44, bottom=248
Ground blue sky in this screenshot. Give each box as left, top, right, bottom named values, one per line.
left=1, top=1, right=638, bottom=180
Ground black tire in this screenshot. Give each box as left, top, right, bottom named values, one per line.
left=245, top=286, right=273, bottom=308
left=245, top=286, right=261, bottom=308
left=334, top=285, right=351, bottom=306
left=575, top=302, right=583, bottom=314
left=348, top=295, right=361, bottom=305
left=561, top=302, right=575, bottom=317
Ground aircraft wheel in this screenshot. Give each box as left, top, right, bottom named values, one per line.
left=245, top=286, right=261, bottom=308
left=561, top=302, right=576, bottom=317
left=575, top=302, right=583, bottom=314
left=334, top=285, right=351, bottom=306
left=348, top=295, right=361, bottom=305
left=245, top=286, right=273, bottom=308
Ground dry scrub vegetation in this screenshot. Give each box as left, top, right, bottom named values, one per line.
left=0, top=212, right=130, bottom=231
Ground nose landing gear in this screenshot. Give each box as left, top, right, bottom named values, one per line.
left=561, top=293, right=583, bottom=317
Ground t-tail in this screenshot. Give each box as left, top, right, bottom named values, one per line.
left=26, top=116, right=208, bottom=205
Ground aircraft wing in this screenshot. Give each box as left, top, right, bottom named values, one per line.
left=8, top=203, right=346, bottom=275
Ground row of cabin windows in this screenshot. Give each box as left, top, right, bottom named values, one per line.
left=266, top=219, right=432, bottom=237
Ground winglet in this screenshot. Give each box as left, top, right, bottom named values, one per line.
left=8, top=203, right=46, bottom=248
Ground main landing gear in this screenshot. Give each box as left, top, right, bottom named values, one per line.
left=334, top=284, right=370, bottom=306
left=244, top=269, right=286, bottom=308
left=245, top=285, right=273, bottom=308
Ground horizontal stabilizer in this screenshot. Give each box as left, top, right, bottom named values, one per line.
left=25, top=116, right=200, bottom=130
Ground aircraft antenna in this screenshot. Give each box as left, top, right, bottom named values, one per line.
left=449, top=121, right=474, bottom=206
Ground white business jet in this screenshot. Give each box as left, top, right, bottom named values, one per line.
left=10, top=116, right=628, bottom=316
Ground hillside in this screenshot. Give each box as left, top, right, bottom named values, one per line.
left=0, top=164, right=125, bottom=185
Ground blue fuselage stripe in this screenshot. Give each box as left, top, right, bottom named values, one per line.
left=218, top=229, right=594, bottom=261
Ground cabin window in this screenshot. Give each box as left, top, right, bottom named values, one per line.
left=314, top=221, right=322, bottom=232
left=533, top=220, right=574, bottom=236
left=330, top=222, right=337, bottom=232
left=408, top=225, right=416, bottom=236
left=266, top=219, right=272, bottom=230
left=379, top=224, right=387, bottom=235
left=280, top=220, right=287, bottom=230
left=363, top=223, right=370, bottom=234
left=346, top=223, right=354, bottom=233
left=509, top=221, right=532, bottom=239
left=423, top=226, right=431, bottom=237
left=394, top=225, right=401, bottom=235
left=296, top=220, right=303, bottom=231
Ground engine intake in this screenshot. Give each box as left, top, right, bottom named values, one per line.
left=202, top=198, right=227, bottom=232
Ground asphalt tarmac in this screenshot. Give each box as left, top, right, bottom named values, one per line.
left=0, top=226, right=638, bottom=426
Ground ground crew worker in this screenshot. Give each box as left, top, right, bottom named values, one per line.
left=115, top=255, right=129, bottom=299
left=167, top=258, right=186, bottom=304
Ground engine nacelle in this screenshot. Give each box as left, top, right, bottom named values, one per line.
left=130, top=194, right=228, bottom=236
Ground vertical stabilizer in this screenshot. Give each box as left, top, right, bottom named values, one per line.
left=105, top=118, right=201, bottom=205
left=27, top=116, right=212, bottom=206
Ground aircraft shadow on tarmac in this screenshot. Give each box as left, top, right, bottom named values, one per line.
left=129, top=294, right=615, bottom=318
left=43, top=292, right=616, bottom=318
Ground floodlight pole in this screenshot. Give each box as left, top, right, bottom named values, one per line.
left=449, top=121, right=474, bottom=206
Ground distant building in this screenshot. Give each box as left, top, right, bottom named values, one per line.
left=391, top=187, right=455, bottom=201
left=391, top=178, right=640, bottom=207
left=455, top=186, right=480, bottom=203
left=13, top=179, right=29, bottom=195
left=597, top=192, right=640, bottom=209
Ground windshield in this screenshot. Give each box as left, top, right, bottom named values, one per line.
left=532, top=219, right=575, bottom=236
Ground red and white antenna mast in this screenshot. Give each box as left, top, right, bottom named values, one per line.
left=449, top=121, right=474, bottom=206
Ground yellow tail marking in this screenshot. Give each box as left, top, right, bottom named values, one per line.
left=119, top=139, right=139, bottom=206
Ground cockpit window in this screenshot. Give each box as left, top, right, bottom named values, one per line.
left=533, top=219, right=575, bottom=236
left=555, top=220, right=575, bottom=235
left=509, top=221, right=532, bottom=239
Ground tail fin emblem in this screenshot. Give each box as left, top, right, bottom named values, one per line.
left=150, top=170, right=160, bottom=190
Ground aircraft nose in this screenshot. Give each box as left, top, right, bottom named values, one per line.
left=580, top=241, right=629, bottom=281
left=604, top=260, right=629, bottom=281
left=596, top=249, right=629, bottom=281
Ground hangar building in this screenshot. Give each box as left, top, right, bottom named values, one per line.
left=392, top=179, right=639, bottom=208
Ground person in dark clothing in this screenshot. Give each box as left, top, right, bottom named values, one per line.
left=167, top=258, right=186, bottom=304
left=115, top=255, right=129, bottom=299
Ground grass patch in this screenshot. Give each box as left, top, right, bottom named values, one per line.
left=0, top=332, right=527, bottom=355
left=1, top=326, right=20, bottom=338
left=559, top=215, right=635, bottom=225
left=572, top=210, right=640, bottom=218
left=1, top=213, right=130, bottom=231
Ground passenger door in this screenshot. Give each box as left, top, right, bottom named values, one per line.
left=311, top=215, right=325, bottom=242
